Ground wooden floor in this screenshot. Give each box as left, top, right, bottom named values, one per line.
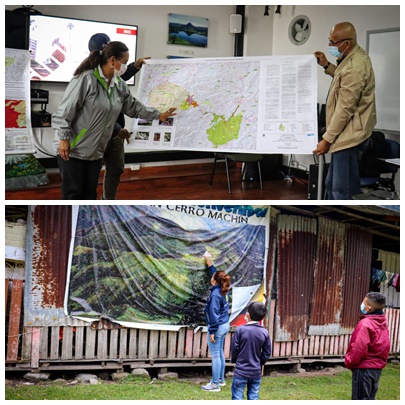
left=5, top=161, right=309, bottom=201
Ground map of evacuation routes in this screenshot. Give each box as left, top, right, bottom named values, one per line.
left=131, top=55, right=318, bottom=154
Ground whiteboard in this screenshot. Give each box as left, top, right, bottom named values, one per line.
left=367, top=28, right=400, bottom=133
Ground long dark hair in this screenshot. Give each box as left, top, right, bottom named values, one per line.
left=74, top=41, right=129, bottom=77
left=213, top=271, right=231, bottom=296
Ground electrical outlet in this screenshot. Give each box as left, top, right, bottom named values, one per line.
left=130, top=164, right=140, bottom=171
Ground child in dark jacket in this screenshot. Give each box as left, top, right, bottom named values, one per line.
left=231, top=301, right=271, bottom=400
left=345, top=292, right=390, bottom=400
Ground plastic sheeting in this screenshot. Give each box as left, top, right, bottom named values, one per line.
left=66, top=205, right=270, bottom=329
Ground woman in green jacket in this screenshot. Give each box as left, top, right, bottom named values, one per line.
left=52, top=41, right=176, bottom=199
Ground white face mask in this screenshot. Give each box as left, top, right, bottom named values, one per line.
left=114, top=62, right=128, bottom=77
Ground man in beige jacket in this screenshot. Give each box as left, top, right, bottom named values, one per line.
left=313, top=22, right=376, bottom=200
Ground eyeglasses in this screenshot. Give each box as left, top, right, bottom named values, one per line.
left=328, top=38, right=351, bottom=45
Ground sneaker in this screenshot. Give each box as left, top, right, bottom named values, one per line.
left=201, top=382, right=221, bottom=392
left=209, top=379, right=226, bottom=387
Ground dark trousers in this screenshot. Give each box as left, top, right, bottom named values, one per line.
left=352, top=368, right=382, bottom=400
left=57, top=155, right=103, bottom=200
left=325, top=138, right=370, bottom=200
left=102, top=135, right=125, bottom=200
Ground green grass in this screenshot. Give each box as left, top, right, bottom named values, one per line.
left=5, top=364, right=399, bottom=400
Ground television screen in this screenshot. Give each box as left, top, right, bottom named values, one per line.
left=29, top=15, right=138, bottom=85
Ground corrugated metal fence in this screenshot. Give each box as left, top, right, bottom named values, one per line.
left=5, top=283, right=400, bottom=370
left=5, top=206, right=400, bottom=371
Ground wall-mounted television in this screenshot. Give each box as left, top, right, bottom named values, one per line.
left=29, top=15, right=138, bottom=85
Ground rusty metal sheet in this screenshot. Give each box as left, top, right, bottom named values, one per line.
left=264, top=207, right=280, bottom=333
left=6, top=279, right=24, bottom=361
left=309, top=217, right=345, bottom=336
left=24, top=205, right=72, bottom=326
left=339, top=225, right=372, bottom=334
left=275, top=214, right=317, bottom=341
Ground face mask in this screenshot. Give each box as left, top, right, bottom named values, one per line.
left=360, top=302, right=368, bottom=314
left=114, top=62, right=128, bottom=77
left=328, top=40, right=347, bottom=59
left=244, top=314, right=249, bottom=323
left=328, top=46, right=343, bottom=59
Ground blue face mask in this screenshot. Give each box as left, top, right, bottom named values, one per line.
left=360, top=302, right=368, bottom=314
left=328, top=45, right=343, bottom=59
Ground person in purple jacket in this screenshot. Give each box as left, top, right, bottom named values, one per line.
left=231, top=301, right=271, bottom=400
left=345, top=292, right=390, bottom=400
left=201, top=257, right=231, bottom=392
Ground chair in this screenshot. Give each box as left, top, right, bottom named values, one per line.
left=209, top=153, right=264, bottom=194
left=317, top=103, right=326, bottom=139
left=360, top=137, right=400, bottom=192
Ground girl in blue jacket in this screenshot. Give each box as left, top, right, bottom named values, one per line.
left=201, top=258, right=231, bottom=392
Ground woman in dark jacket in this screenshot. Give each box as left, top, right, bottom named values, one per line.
left=201, top=258, right=231, bottom=392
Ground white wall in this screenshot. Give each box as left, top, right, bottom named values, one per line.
left=244, top=6, right=274, bottom=56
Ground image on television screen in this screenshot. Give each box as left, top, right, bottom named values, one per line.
left=29, top=15, right=138, bottom=85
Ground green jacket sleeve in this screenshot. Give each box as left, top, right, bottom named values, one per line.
left=52, top=74, right=91, bottom=140
left=119, top=81, right=161, bottom=121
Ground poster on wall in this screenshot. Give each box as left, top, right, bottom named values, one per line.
left=65, top=205, right=270, bottom=330
left=167, top=13, right=208, bottom=47
left=130, top=55, right=318, bottom=154
left=5, top=48, right=35, bottom=154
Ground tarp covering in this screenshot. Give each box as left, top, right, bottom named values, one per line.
left=66, top=205, right=269, bottom=329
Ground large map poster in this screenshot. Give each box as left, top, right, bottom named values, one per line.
left=5, top=48, right=35, bottom=154
left=130, top=55, right=317, bottom=154
left=66, top=205, right=269, bottom=330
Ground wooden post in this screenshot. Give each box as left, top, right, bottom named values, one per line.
left=31, top=327, right=41, bottom=369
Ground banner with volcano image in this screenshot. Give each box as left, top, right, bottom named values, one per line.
left=66, top=205, right=269, bottom=329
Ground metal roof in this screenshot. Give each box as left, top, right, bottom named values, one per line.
left=273, top=205, right=400, bottom=253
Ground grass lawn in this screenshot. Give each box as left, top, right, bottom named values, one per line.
left=5, top=364, right=399, bottom=400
